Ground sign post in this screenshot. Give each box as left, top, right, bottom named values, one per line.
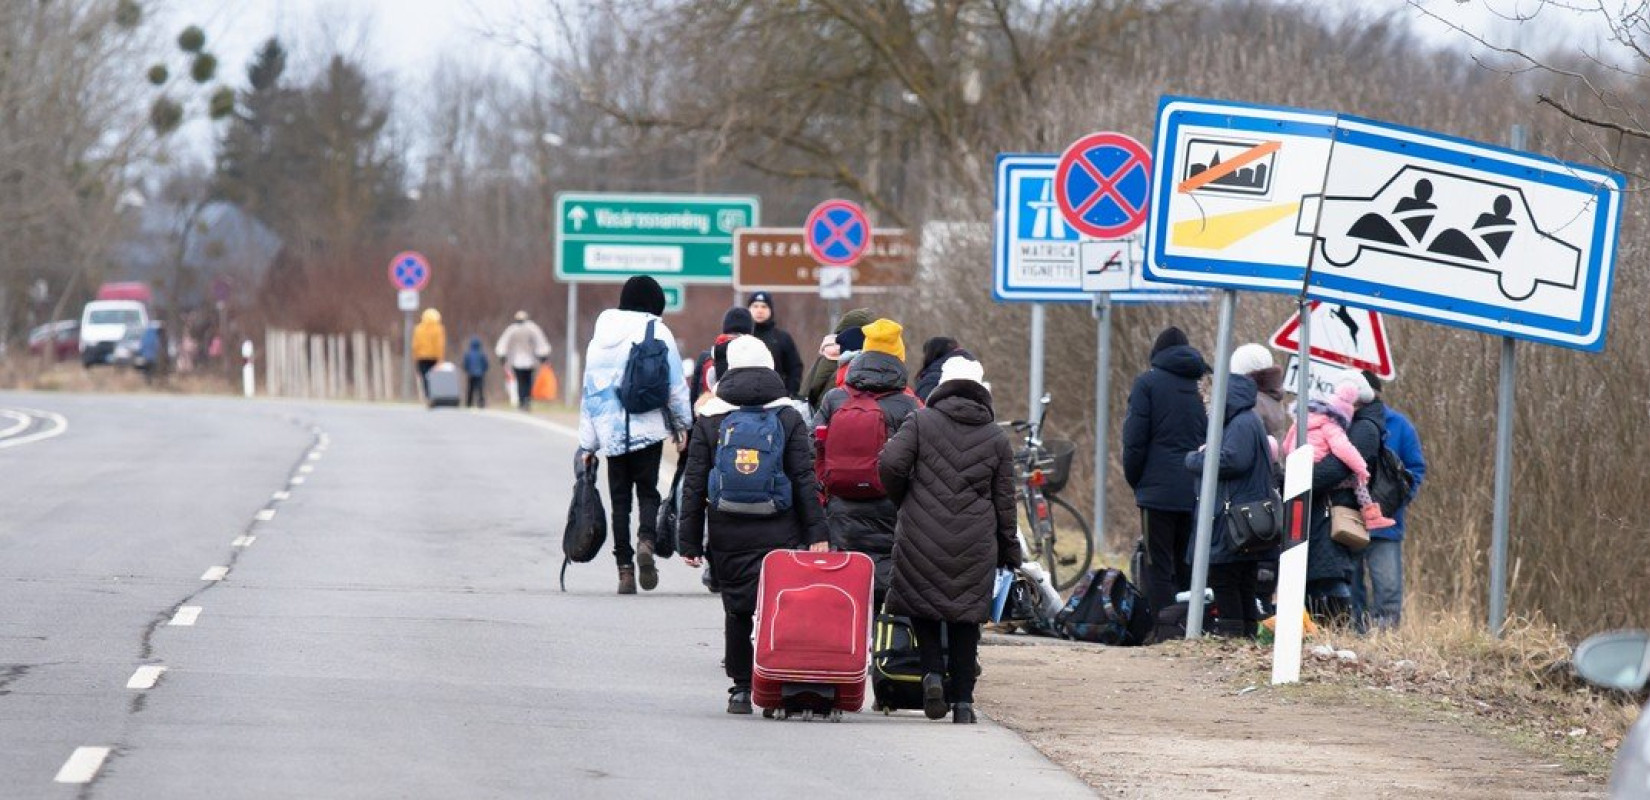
left=1489, top=123, right=1527, bottom=636
left=1186, top=290, right=1237, bottom=637
left=388, top=251, right=432, bottom=401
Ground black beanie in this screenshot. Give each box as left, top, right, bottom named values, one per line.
left=1361, top=369, right=1384, bottom=395
left=1151, top=326, right=1189, bottom=356
left=722, top=307, right=754, bottom=335
left=619, top=275, right=666, bottom=316
left=748, top=291, right=774, bottom=309
left=836, top=326, right=867, bottom=353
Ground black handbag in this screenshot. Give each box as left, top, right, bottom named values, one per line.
left=1222, top=423, right=1283, bottom=555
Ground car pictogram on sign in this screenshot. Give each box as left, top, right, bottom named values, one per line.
left=1296, top=165, right=1581, bottom=301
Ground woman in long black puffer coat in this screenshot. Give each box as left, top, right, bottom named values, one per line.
left=878, top=357, right=1021, bottom=725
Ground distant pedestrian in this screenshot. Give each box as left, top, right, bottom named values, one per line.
left=804, top=308, right=876, bottom=412
left=495, top=311, right=551, bottom=411
left=678, top=336, right=829, bottom=714
left=1304, top=370, right=1385, bottom=624
left=1231, top=343, right=1290, bottom=446
left=1185, top=368, right=1277, bottom=638
left=878, top=357, right=1021, bottom=724
left=462, top=336, right=489, bottom=408
left=914, top=336, right=973, bottom=403
left=691, top=307, right=754, bottom=409
left=815, top=319, right=920, bottom=608
left=1353, top=371, right=1425, bottom=630
left=412, top=308, right=446, bottom=398
left=577, top=277, right=693, bottom=595
left=747, top=291, right=805, bottom=398
left=1121, top=326, right=1211, bottom=640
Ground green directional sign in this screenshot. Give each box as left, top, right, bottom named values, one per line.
left=554, top=192, right=761, bottom=284
left=660, top=283, right=686, bottom=314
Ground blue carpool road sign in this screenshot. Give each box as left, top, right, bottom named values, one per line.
left=1145, top=96, right=1624, bottom=351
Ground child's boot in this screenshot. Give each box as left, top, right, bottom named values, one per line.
left=1362, top=504, right=1397, bottom=531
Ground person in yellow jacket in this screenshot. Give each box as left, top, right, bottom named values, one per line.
left=412, top=308, right=446, bottom=398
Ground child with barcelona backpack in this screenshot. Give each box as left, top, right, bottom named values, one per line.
left=678, top=336, right=829, bottom=715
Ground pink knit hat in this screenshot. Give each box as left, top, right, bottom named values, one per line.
left=1328, top=382, right=1359, bottom=421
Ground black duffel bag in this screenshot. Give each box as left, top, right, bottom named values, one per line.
left=560, top=455, right=608, bottom=591
left=654, top=459, right=685, bottom=560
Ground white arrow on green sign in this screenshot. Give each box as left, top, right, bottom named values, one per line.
left=554, top=192, right=760, bottom=284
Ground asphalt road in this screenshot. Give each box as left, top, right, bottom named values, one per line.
left=0, top=392, right=1091, bottom=799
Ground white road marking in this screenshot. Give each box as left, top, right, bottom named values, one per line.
left=232, top=535, right=255, bottom=547
left=126, top=665, right=166, bottom=690
left=54, top=747, right=111, bottom=784
left=255, top=509, right=276, bottom=522
left=169, top=606, right=201, bottom=626
left=298, top=465, right=314, bottom=474
left=307, top=452, right=322, bottom=461
left=0, top=408, right=68, bottom=450
left=200, top=566, right=228, bottom=581
left=290, top=477, right=306, bottom=485
left=0, top=409, right=29, bottom=439
left=272, top=491, right=290, bottom=501
left=478, top=409, right=581, bottom=440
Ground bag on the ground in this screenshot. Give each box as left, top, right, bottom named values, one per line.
left=560, top=456, right=608, bottom=591
left=654, top=459, right=685, bottom=559
left=1155, top=599, right=1218, bottom=642
left=1054, top=568, right=1149, bottom=646
left=819, top=387, right=891, bottom=499
left=1224, top=491, right=1284, bottom=555
left=1368, top=444, right=1417, bottom=516
left=618, top=319, right=672, bottom=414
left=709, top=407, right=792, bottom=516
left=1330, top=505, right=1370, bottom=551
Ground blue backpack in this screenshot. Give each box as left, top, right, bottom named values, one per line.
left=709, top=407, right=792, bottom=517
left=618, top=320, right=672, bottom=415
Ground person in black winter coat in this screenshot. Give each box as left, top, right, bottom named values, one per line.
left=914, top=337, right=974, bottom=403
left=814, top=349, right=922, bottom=607
left=1121, top=326, right=1211, bottom=635
left=691, top=307, right=755, bottom=407
left=678, top=336, right=830, bottom=715
left=1305, top=371, right=1385, bottom=624
left=748, top=291, right=805, bottom=398
left=1184, top=373, right=1277, bottom=638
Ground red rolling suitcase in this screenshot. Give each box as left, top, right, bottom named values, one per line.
left=751, top=550, right=874, bottom=721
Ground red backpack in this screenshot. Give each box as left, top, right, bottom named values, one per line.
left=820, top=387, right=892, bottom=500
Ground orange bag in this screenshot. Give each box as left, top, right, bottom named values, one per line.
left=532, top=365, right=559, bottom=402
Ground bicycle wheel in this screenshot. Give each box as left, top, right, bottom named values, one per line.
left=1042, top=494, right=1095, bottom=592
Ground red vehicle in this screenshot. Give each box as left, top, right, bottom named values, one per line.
left=26, top=320, right=80, bottom=360
left=96, top=282, right=154, bottom=304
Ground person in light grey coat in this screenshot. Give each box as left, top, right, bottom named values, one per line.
left=495, top=311, right=551, bottom=410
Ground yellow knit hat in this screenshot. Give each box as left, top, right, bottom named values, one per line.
left=861, top=319, right=905, bottom=362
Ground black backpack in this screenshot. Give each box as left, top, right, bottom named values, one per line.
left=1369, top=442, right=1417, bottom=515
left=559, top=457, right=608, bottom=591
left=618, top=320, right=672, bottom=415
left=1054, top=568, right=1150, bottom=646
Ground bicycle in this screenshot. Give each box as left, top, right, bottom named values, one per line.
left=1006, top=394, right=1094, bottom=592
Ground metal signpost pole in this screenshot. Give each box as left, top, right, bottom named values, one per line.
left=1489, top=124, right=1526, bottom=636
left=1092, top=294, right=1113, bottom=552
left=401, top=309, right=414, bottom=401
left=564, top=284, right=579, bottom=408
left=1187, top=289, right=1236, bottom=638
left=1028, top=303, right=1046, bottom=424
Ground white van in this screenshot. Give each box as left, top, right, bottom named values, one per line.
left=79, top=300, right=149, bottom=366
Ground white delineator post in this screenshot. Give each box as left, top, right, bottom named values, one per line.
left=241, top=340, right=255, bottom=398
left=1272, top=444, right=1315, bottom=684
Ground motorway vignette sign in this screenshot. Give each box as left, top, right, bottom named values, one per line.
left=554, top=192, right=760, bottom=284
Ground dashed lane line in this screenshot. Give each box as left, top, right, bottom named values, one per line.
left=169, top=606, right=201, bottom=626
left=232, top=535, right=255, bottom=548
left=54, top=747, right=111, bottom=784
left=255, top=509, right=277, bottom=522
left=200, top=566, right=228, bottom=582
left=125, top=666, right=166, bottom=690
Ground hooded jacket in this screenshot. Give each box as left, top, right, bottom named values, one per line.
left=1305, top=398, right=1387, bottom=584
left=577, top=309, right=692, bottom=457
left=804, top=308, right=876, bottom=410
left=678, top=366, right=829, bottom=616
left=462, top=337, right=489, bottom=377
left=495, top=319, right=551, bottom=370
left=813, top=351, right=922, bottom=595
left=1184, top=375, right=1276, bottom=565
left=752, top=302, right=804, bottom=397
left=878, top=380, right=1022, bottom=623
left=1122, top=344, right=1211, bottom=512
left=1249, top=366, right=1291, bottom=444
left=412, top=309, right=445, bottom=361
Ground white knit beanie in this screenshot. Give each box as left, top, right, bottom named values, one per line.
left=727, top=335, right=775, bottom=371
left=1336, top=369, right=1375, bottom=404
left=1230, top=343, right=1272, bottom=376
left=938, top=356, right=985, bottom=387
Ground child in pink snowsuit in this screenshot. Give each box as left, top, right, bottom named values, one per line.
left=1284, top=383, right=1396, bottom=530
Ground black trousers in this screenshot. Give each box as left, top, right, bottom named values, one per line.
left=465, top=376, right=485, bottom=407
left=416, top=359, right=437, bottom=398
left=606, top=443, right=664, bottom=567
left=1209, top=561, right=1260, bottom=637
left=1140, top=508, right=1194, bottom=619
left=726, top=611, right=754, bottom=690
left=910, top=618, right=981, bottom=704
left=512, top=367, right=535, bottom=409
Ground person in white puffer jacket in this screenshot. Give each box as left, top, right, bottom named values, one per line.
left=578, top=275, right=693, bottom=595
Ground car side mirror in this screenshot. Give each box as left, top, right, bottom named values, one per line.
left=1574, top=630, right=1650, bottom=692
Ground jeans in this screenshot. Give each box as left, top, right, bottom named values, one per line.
left=1209, top=562, right=1259, bottom=638
left=910, top=618, right=981, bottom=704
left=1353, top=538, right=1404, bottom=631
left=416, top=359, right=437, bottom=398
left=1140, top=509, right=1194, bottom=621
left=725, top=611, right=754, bottom=690
left=512, top=367, right=535, bottom=410
left=465, top=376, right=485, bottom=408
left=607, top=443, right=664, bottom=567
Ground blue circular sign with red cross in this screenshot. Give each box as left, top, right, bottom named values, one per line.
left=804, top=200, right=873, bottom=267
left=1054, top=132, right=1153, bottom=239
left=387, top=251, right=431, bottom=292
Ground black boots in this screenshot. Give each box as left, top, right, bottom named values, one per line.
left=617, top=565, right=637, bottom=595
left=922, top=673, right=947, bottom=720
left=952, top=703, right=976, bottom=724
left=727, top=688, right=753, bottom=715
left=637, top=540, right=658, bottom=591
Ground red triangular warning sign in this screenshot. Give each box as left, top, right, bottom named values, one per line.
left=1269, top=301, right=1395, bottom=380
